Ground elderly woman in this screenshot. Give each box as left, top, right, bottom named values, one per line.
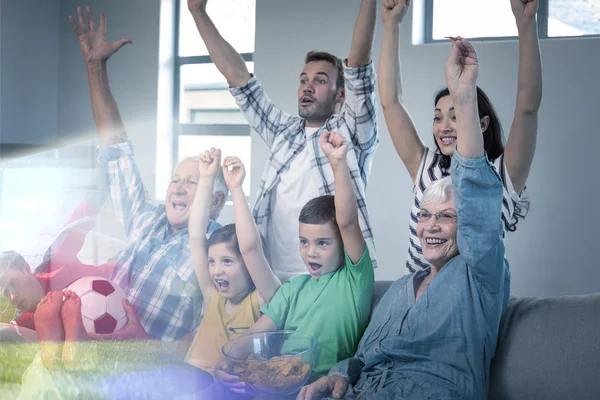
left=298, top=37, right=509, bottom=400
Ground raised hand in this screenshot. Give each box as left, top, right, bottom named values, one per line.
left=188, top=0, right=209, bottom=12
left=198, top=148, right=222, bottom=178
left=445, top=37, right=479, bottom=97
left=222, top=156, right=246, bottom=189
left=320, top=131, right=350, bottom=163
left=296, top=375, right=348, bottom=400
left=511, top=0, right=539, bottom=23
left=382, top=0, right=411, bottom=25
left=69, top=6, right=132, bottom=64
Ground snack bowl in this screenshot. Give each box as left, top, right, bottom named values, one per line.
left=221, top=330, right=317, bottom=396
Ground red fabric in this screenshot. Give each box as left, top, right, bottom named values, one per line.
left=14, top=199, right=118, bottom=331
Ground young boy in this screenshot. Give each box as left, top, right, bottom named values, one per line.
left=216, top=130, right=375, bottom=386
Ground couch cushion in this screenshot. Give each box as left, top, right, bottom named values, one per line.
left=490, top=294, right=600, bottom=400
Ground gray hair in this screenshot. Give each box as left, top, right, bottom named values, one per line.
left=176, top=156, right=228, bottom=197
left=0, top=251, right=29, bottom=276
left=421, top=176, right=454, bottom=207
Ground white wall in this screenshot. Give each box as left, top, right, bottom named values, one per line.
left=0, top=0, right=61, bottom=146
left=251, top=0, right=600, bottom=296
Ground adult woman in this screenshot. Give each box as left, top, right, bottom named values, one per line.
left=379, top=0, right=542, bottom=272
left=298, top=37, right=509, bottom=400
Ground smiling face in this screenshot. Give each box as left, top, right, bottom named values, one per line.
left=299, top=221, right=344, bottom=279
left=298, top=60, right=343, bottom=127
left=416, top=193, right=459, bottom=270
left=208, top=242, right=253, bottom=304
left=165, top=159, right=201, bottom=231
left=0, top=268, right=44, bottom=312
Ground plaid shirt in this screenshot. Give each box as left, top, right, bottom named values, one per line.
left=97, top=142, right=220, bottom=341
left=230, top=61, right=379, bottom=269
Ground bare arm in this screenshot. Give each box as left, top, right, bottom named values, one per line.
left=69, top=6, right=132, bottom=145
left=347, top=0, right=377, bottom=67
left=504, top=0, right=542, bottom=193
left=379, top=0, right=424, bottom=180
left=321, top=132, right=365, bottom=263
left=189, top=149, right=223, bottom=305
left=188, top=0, right=251, bottom=88
left=222, top=157, right=281, bottom=307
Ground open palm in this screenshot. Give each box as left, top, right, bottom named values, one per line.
left=69, top=6, right=131, bottom=63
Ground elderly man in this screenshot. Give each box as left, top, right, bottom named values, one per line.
left=70, top=6, right=227, bottom=342
left=298, top=37, right=510, bottom=400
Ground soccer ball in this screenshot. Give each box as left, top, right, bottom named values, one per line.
left=64, top=276, right=128, bottom=334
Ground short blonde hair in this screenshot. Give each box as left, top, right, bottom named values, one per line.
left=421, top=176, right=454, bottom=207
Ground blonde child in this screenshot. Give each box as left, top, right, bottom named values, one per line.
left=185, top=148, right=281, bottom=374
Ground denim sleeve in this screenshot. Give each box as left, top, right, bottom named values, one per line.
left=97, top=141, right=156, bottom=238
left=451, top=150, right=506, bottom=292
left=328, top=356, right=365, bottom=385
left=229, top=75, right=296, bottom=149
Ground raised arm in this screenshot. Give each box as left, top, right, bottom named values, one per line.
left=69, top=6, right=132, bottom=145
left=188, top=0, right=251, bottom=88
left=347, top=0, right=377, bottom=67
left=504, top=0, right=542, bottom=193
left=445, top=38, right=484, bottom=159
left=378, top=0, right=424, bottom=181
left=320, top=131, right=366, bottom=263
left=189, top=148, right=222, bottom=305
left=222, top=157, right=281, bottom=307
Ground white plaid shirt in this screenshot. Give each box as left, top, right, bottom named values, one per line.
left=98, top=142, right=220, bottom=341
left=230, top=61, right=379, bottom=269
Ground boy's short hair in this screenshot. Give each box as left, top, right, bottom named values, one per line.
left=305, top=51, right=345, bottom=91
left=206, top=224, right=272, bottom=269
left=0, top=251, right=29, bottom=276
left=299, top=195, right=338, bottom=228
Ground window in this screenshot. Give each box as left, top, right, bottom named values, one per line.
left=425, top=0, right=600, bottom=42
left=174, top=0, right=256, bottom=194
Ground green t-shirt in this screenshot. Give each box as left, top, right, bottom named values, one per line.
left=260, top=248, right=374, bottom=380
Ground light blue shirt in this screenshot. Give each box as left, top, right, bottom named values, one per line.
left=329, top=150, right=510, bottom=400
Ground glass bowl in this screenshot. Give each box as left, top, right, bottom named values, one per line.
left=221, top=330, right=317, bottom=396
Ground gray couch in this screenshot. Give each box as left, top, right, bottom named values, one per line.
left=373, top=281, right=600, bottom=400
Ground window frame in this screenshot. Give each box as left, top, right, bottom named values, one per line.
left=423, top=0, right=599, bottom=43
left=172, top=0, right=254, bottom=173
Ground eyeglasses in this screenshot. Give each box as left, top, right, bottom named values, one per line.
left=417, top=210, right=457, bottom=224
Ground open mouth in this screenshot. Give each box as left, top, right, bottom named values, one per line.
left=172, top=201, right=187, bottom=211
left=439, top=136, right=456, bottom=146
left=215, top=279, right=230, bottom=292
left=300, top=96, right=315, bottom=106
left=307, top=262, right=322, bottom=273
left=425, top=238, right=447, bottom=246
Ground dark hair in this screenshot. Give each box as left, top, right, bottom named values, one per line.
left=305, top=51, right=345, bottom=91
left=206, top=224, right=272, bottom=268
left=434, top=86, right=505, bottom=170
left=434, top=86, right=529, bottom=231
left=0, top=251, right=29, bottom=276
left=299, top=195, right=338, bottom=228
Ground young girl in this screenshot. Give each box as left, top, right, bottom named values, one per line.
left=185, top=148, right=281, bottom=374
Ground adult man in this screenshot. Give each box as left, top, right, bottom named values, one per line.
left=189, top=0, right=379, bottom=281
left=70, top=6, right=227, bottom=341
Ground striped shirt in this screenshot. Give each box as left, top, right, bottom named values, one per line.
left=97, top=141, right=221, bottom=341
left=406, top=148, right=523, bottom=272
left=230, top=61, right=379, bottom=272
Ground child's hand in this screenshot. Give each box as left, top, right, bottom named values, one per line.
left=320, top=130, right=349, bottom=163
left=511, top=0, right=538, bottom=24
left=198, top=148, right=222, bottom=178
left=222, top=156, right=246, bottom=189
left=214, top=358, right=250, bottom=395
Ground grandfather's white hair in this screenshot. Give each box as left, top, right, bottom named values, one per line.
left=421, top=176, right=454, bottom=206
left=176, top=156, right=228, bottom=196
